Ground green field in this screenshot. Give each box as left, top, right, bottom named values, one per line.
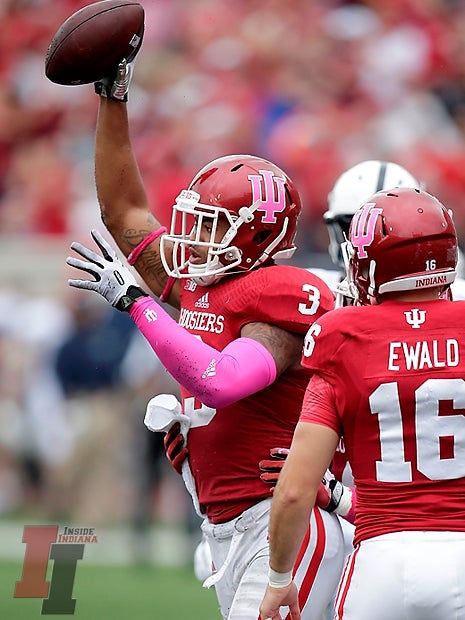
left=0, top=561, right=220, bottom=619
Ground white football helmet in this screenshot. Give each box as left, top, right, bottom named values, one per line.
left=324, top=160, right=421, bottom=270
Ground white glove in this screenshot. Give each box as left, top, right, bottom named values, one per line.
left=145, top=394, right=190, bottom=474
left=66, top=229, right=148, bottom=312
left=94, top=58, right=134, bottom=101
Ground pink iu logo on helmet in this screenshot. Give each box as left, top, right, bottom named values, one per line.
left=350, top=203, right=383, bottom=258
left=248, top=170, right=286, bottom=223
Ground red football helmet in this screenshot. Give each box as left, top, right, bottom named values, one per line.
left=159, top=154, right=302, bottom=285
left=347, top=188, right=457, bottom=305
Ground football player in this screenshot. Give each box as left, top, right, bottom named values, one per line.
left=258, top=159, right=462, bottom=619
left=323, top=159, right=465, bottom=304
left=260, top=187, right=465, bottom=620
left=66, top=60, right=346, bottom=619
left=259, top=161, right=425, bottom=533
left=260, top=157, right=465, bottom=514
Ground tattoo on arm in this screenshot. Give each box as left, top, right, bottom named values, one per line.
left=241, top=322, right=304, bottom=375
left=122, top=228, right=156, bottom=251
left=138, top=251, right=168, bottom=287
left=117, top=223, right=170, bottom=296
left=120, top=212, right=159, bottom=251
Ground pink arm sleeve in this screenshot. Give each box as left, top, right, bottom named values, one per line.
left=129, top=297, right=277, bottom=408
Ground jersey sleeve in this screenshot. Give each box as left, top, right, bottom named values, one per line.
left=230, top=265, right=335, bottom=334
left=300, top=373, right=342, bottom=435
left=301, top=305, right=356, bottom=378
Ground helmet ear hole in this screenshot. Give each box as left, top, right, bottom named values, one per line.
left=253, top=229, right=272, bottom=246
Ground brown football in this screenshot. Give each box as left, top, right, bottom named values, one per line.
left=45, top=0, right=144, bottom=86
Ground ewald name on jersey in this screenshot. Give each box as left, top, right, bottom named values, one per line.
left=388, top=339, right=459, bottom=371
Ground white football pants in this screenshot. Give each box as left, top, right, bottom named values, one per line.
left=201, top=498, right=345, bottom=619
left=335, top=530, right=465, bottom=619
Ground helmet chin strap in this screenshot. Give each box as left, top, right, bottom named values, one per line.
left=187, top=245, right=243, bottom=286
left=188, top=259, right=224, bottom=286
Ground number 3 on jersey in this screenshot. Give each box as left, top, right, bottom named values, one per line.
left=298, top=284, right=322, bottom=316
left=183, top=334, right=217, bottom=428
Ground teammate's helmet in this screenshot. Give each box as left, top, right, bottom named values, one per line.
left=325, top=160, right=420, bottom=270
left=348, top=188, right=457, bottom=305
left=160, top=154, right=301, bottom=285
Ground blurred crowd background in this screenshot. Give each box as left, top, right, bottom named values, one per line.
left=2, top=0, right=465, bottom=563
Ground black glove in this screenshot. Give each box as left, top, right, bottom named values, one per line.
left=94, top=58, right=134, bottom=101
left=94, top=19, right=143, bottom=101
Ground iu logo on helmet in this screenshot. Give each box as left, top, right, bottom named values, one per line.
left=350, top=203, right=383, bottom=258
left=248, top=170, right=286, bottom=223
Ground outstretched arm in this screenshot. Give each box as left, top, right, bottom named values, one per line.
left=67, top=231, right=281, bottom=408
left=94, top=78, right=179, bottom=306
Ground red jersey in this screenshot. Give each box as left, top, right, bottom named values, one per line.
left=179, top=264, right=334, bottom=523
left=301, top=298, right=465, bottom=545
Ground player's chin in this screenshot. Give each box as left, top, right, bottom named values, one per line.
left=188, top=257, right=205, bottom=267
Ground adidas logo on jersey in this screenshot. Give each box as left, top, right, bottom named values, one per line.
left=195, top=292, right=210, bottom=309
left=202, top=359, right=216, bottom=378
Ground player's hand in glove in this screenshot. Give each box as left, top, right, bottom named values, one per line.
left=260, top=447, right=354, bottom=519
left=95, top=57, right=134, bottom=101
left=94, top=23, right=143, bottom=101
left=316, top=469, right=353, bottom=517
left=164, top=422, right=188, bottom=474
left=67, top=229, right=148, bottom=312
left=259, top=447, right=289, bottom=489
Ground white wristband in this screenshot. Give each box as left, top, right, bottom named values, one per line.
left=268, top=568, right=293, bottom=588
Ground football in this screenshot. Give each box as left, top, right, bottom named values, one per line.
left=45, top=0, right=145, bottom=86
